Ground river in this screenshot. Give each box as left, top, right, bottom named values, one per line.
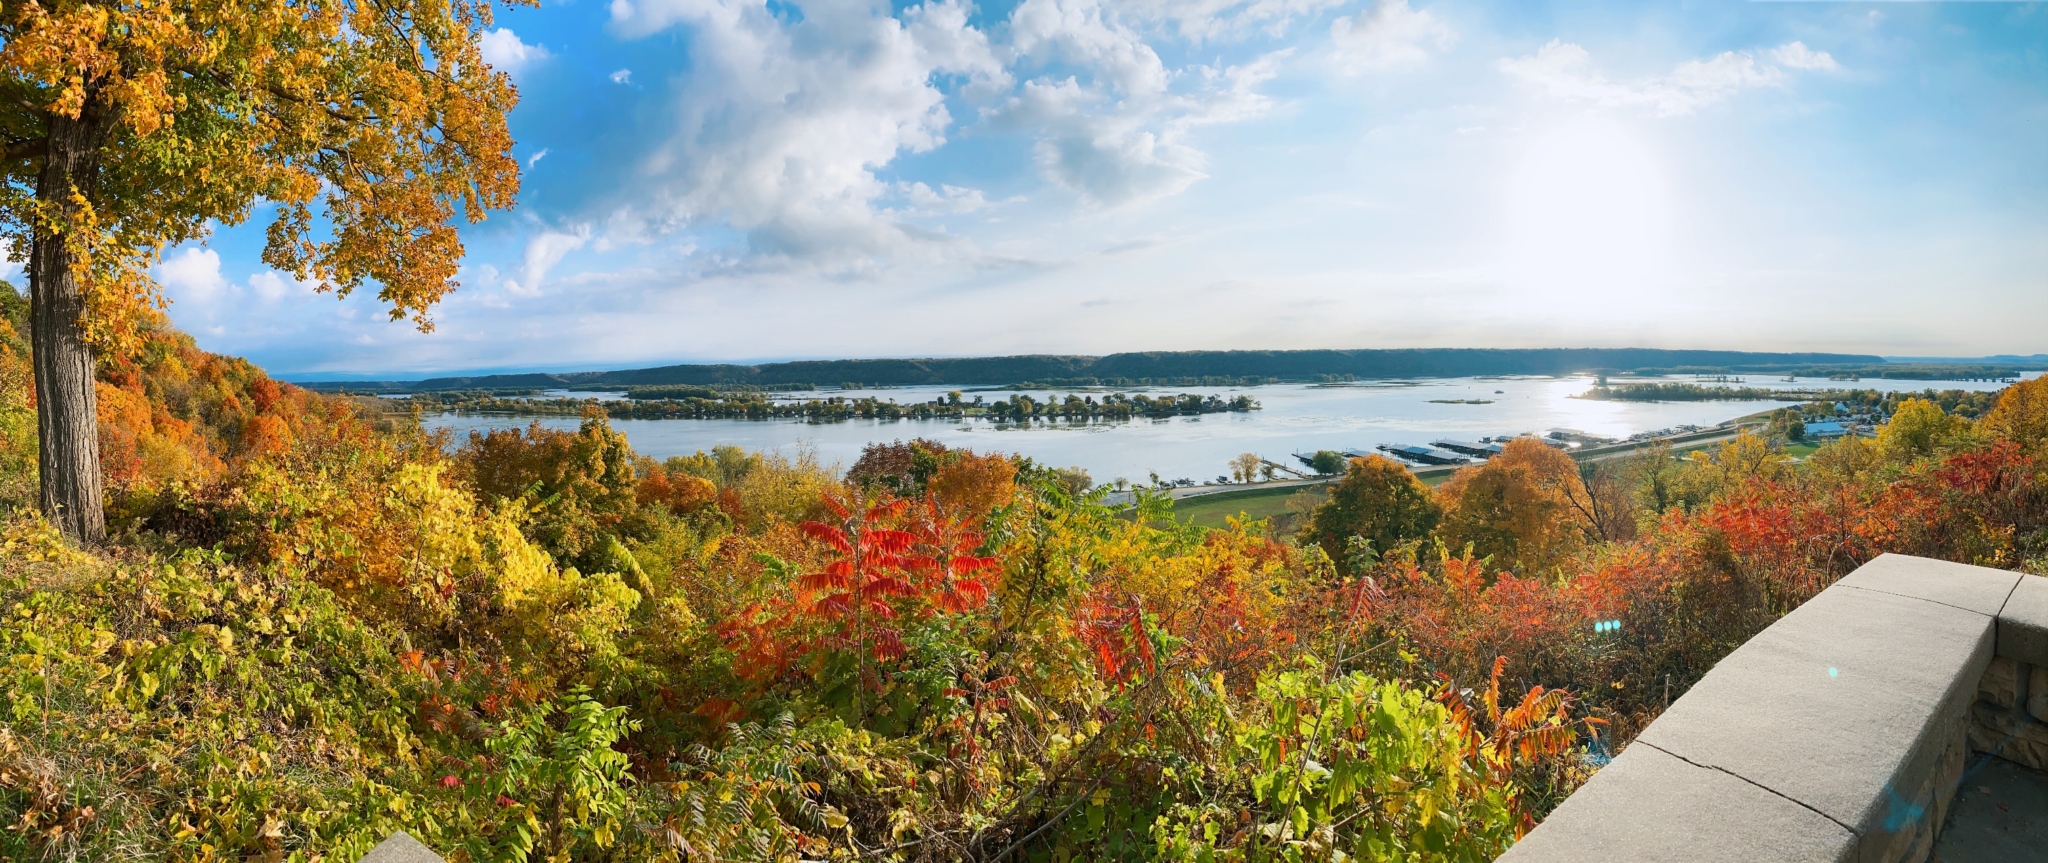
left=419, top=374, right=2035, bottom=485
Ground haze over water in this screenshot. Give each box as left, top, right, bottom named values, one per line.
left=421, top=374, right=2036, bottom=485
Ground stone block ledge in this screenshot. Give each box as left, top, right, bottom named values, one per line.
left=1499, top=554, right=2048, bottom=863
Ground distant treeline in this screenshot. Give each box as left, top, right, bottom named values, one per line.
left=403, top=390, right=1259, bottom=421
left=304, top=347, right=1957, bottom=393
left=1579, top=384, right=1851, bottom=402
left=1582, top=384, right=2009, bottom=419
left=1007, top=375, right=1281, bottom=389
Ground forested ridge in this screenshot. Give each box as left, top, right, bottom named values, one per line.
left=4, top=302, right=2048, bottom=861
left=306, top=347, right=1918, bottom=393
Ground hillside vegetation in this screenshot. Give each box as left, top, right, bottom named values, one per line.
left=3, top=311, right=2048, bottom=862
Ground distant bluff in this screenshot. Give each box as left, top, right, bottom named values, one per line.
left=305, top=347, right=1895, bottom=392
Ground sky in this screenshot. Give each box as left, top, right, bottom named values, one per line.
left=34, top=0, right=2048, bottom=377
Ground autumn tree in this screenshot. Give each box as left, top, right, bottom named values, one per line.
left=1765, top=408, right=1805, bottom=443
left=1229, top=452, right=1262, bottom=484
left=1664, top=432, right=1791, bottom=512
left=1984, top=375, right=2048, bottom=456
left=1, top=0, right=521, bottom=541
left=1434, top=438, right=1589, bottom=575
left=930, top=450, right=1018, bottom=517
left=456, top=412, right=640, bottom=569
left=1559, top=460, right=1639, bottom=543
left=1301, top=455, right=1441, bottom=572
left=1879, top=398, right=1966, bottom=461
left=845, top=438, right=950, bottom=495
left=1046, top=464, right=1091, bottom=498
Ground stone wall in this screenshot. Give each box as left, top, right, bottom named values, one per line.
left=1977, top=571, right=2048, bottom=780
left=1498, top=554, right=2048, bottom=863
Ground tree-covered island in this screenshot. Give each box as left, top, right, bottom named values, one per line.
left=401, top=389, right=1261, bottom=421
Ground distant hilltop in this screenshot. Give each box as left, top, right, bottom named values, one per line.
left=280, top=346, right=2007, bottom=393
left=296, top=347, right=2048, bottom=393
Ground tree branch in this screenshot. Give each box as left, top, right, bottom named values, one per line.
left=2, top=138, right=44, bottom=162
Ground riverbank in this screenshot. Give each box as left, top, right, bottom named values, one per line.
left=1165, top=417, right=1776, bottom=527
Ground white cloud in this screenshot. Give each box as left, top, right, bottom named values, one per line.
left=895, top=182, right=992, bottom=215
left=590, top=0, right=1013, bottom=268
left=1011, top=0, right=1169, bottom=99
left=504, top=228, right=592, bottom=296
left=1186, top=49, right=1288, bottom=126
left=526, top=148, right=550, bottom=168
left=249, top=271, right=298, bottom=302
left=1500, top=40, right=1830, bottom=116
left=903, top=0, right=1012, bottom=99
left=1330, top=0, right=1455, bottom=73
left=998, top=0, right=1284, bottom=206
left=1106, top=0, right=1346, bottom=44
left=492, top=0, right=1285, bottom=272
left=1770, top=41, right=1839, bottom=72
left=992, top=77, right=1205, bottom=206
left=158, top=247, right=228, bottom=303
left=480, top=28, right=550, bottom=76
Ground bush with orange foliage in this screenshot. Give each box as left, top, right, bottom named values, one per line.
left=453, top=411, right=643, bottom=567
left=929, top=449, right=1018, bottom=516
left=1434, top=437, right=1592, bottom=576
left=843, top=437, right=1019, bottom=518
left=717, top=490, right=998, bottom=681
left=1299, top=454, right=1440, bottom=572
left=634, top=458, right=717, bottom=515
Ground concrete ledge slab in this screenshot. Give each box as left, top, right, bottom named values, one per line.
left=359, top=832, right=443, bottom=863
left=1497, top=744, right=1854, bottom=863
left=1836, top=554, right=2022, bottom=617
left=1997, top=574, right=2048, bottom=668
left=1505, top=557, right=2037, bottom=863
left=1634, top=585, right=1995, bottom=849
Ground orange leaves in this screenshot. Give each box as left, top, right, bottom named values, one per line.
left=1435, top=437, right=1591, bottom=577
left=636, top=466, right=716, bottom=515
left=797, top=520, right=853, bottom=555
left=725, top=489, right=1004, bottom=679
left=1430, top=656, right=1588, bottom=835
left=249, top=377, right=283, bottom=413
left=796, top=559, right=854, bottom=593
left=899, top=495, right=999, bottom=617
left=1861, top=441, right=2044, bottom=568
left=1302, top=454, right=1441, bottom=573
left=863, top=528, right=916, bottom=559
left=1074, top=595, right=1155, bottom=684
left=241, top=415, right=294, bottom=459
left=929, top=450, right=1017, bottom=517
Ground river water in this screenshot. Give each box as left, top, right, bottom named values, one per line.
left=420, top=374, right=2035, bottom=486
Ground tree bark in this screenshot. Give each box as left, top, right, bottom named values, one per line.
left=30, top=107, right=111, bottom=544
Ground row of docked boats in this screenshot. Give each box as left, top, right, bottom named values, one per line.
left=1296, top=432, right=1601, bottom=471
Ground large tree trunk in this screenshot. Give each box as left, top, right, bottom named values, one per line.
left=30, top=108, right=111, bottom=544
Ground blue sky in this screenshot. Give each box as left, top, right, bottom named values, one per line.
left=50, top=0, right=2048, bottom=376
